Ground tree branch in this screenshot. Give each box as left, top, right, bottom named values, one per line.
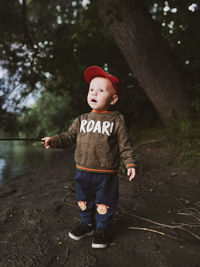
left=118, top=205, right=200, bottom=242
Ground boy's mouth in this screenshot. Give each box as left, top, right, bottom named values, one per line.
left=91, top=98, right=97, bottom=103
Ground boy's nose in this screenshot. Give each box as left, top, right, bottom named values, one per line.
left=92, top=91, right=98, bottom=96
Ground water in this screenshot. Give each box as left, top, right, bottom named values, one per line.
left=0, top=141, right=53, bottom=186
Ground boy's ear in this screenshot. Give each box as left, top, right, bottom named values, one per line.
left=110, top=95, right=118, bottom=106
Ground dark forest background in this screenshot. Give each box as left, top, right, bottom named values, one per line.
left=0, top=0, right=200, bottom=147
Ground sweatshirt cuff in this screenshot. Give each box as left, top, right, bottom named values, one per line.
left=50, top=135, right=60, bottom=148
left=126, top=163, right=136, bottom=169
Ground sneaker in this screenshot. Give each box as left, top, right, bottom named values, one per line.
left=68, top=222, right=94, bottom=241
left=92, top=228, right=107, bottom=248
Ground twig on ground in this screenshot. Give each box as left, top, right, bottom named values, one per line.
left=128, top=226, right=182, bottom=241
left=63, top=201, right=77, bottom=208
left=174, top=222, right=200, bottom=228
left=62, top=247, right=70, bottom=267
left=119, top=205, right=182, bottom=229
left=62, top=191, right=75, bottom=203
left=63, top=194, right=70, bottom=202
left=194, top=202, right=200, bottom=208
left=176, top=198, right=200, bottom=222
left=182, top=228, right=200, bottom=241
left=177, top=211, right=200, bottom=222
left=177, top=198, right=192, bottom=206
left=118, top=205, right=200, bottom=242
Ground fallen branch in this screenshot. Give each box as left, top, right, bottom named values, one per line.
left=119, top=205, right=182, bottom=229
left=181, top=228, right=200, bottom=241
left=128, top=226, right=182, bottom=241
left=118, top=205, right=200, bottom=242
left=176, top=199, right=200, bottom=223
left=173, top=222, right=200, bottom=228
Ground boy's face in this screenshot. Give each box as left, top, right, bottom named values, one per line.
left=87, top=77, right=118, bottom=111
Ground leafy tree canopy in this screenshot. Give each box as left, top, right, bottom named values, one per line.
left=0, top=0, right=200, bottom=135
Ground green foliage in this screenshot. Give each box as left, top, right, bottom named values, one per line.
left=173, top=120, right=200, bottom=167
left=191, top=83, right=200, bottom=112
left=0, top=0, right=200, bottom=136
left=18, top=91, right=74, bottom=137
left=0, top=96, right=18, bottom=137
left=0, top=0, right=158, bottom=136
left=129, top=115, right=200, bottom=167
left=163, top=119, right=200, bottom=167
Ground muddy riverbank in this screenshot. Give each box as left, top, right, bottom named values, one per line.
left=0, top=144, right=200, bottom=267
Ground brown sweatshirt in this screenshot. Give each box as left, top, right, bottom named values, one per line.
left=50, top=110, right=136, bottom=173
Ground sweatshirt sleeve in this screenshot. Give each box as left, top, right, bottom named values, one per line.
left=50, top=117, right=80, bottom=148
left=117, top=114, right=136, bottom=169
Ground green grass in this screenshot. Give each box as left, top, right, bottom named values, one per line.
left=129, top=118, right=200, bottom=168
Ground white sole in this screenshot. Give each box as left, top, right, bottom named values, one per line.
left=68, top=230, right=94, bottom=241
left=92, top=243, right=107, bottom=249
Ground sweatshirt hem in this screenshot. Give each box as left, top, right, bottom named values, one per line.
left=76, top=165, right=118, bottom=173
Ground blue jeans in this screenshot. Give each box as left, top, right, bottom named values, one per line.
left=75, top=170, right=119, bottom=229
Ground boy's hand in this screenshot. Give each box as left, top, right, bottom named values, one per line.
left=127, top=168, right=136, bottom=181
left=41, top=137, right=52, bottom=149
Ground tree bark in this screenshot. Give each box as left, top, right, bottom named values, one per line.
left=98, top=0, right=190, bottom=123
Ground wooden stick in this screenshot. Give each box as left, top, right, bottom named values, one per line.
left=0, top=138, right=42, bottom=141
left=119, top=205, right=182, bottom=229
left=128, top=226, right=181, bottom=240
left=118, top=205, right=200, bottom=241
left=181, top=228, right=200, bottom=241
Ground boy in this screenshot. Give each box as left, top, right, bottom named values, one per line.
left=42, top=66, right=136, bottom=248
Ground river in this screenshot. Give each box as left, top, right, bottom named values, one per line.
left=0, top=141, right=53, bottom=186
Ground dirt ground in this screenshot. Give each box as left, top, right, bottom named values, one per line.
left=0, top=143, right=200, bottom=267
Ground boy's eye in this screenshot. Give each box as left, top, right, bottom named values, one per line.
left=100, top=89, right=104, bottom=92
left=90, top=88, right=94, bottom=91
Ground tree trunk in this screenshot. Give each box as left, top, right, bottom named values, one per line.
left=98, top=0, right=190, bottom=123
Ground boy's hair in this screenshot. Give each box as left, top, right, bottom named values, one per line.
left=84, top=66, right=120, bottom=95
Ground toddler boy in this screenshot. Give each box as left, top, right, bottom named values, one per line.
left=42, top=66, right=136, bottom=248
